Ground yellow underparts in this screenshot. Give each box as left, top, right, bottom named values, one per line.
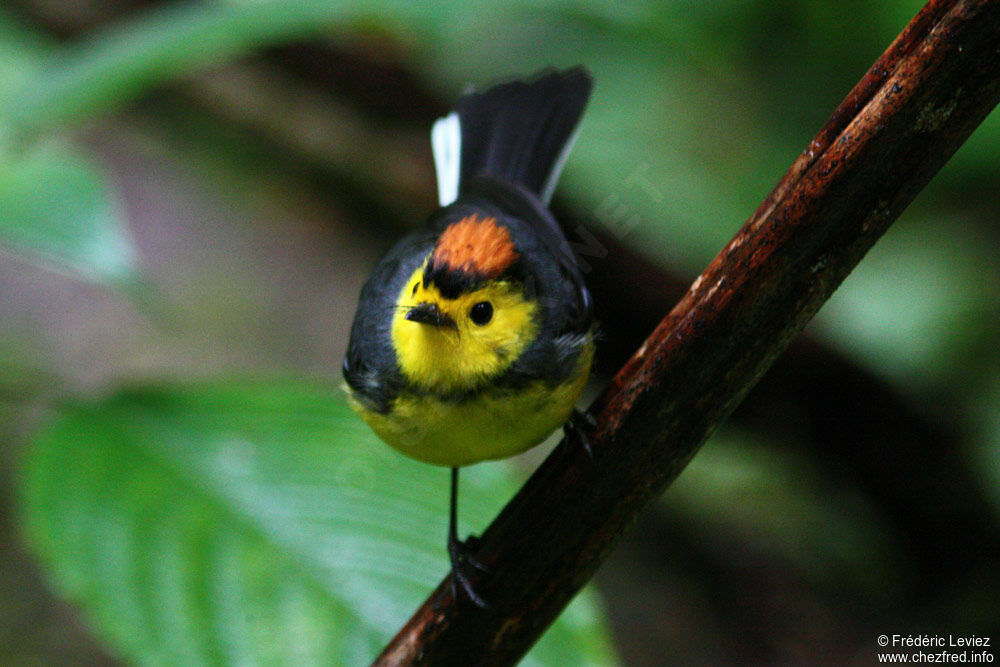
left=353, top=342, right=594, bottom=466
left=351, top=261, right=594, bottom=466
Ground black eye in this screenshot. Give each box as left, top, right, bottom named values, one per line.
left=411, top=282, right=419, bottom=297
left=469, top=301, right=493, bottom=325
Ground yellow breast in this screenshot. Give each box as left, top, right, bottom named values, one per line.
left=349, top=341, right=593, bottom=467
left=390, top=266, right=539, bottom=394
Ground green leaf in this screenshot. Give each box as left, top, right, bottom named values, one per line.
left=0, top=142, right=139, bottom=284
left=19, top=379, right=618, bottom=665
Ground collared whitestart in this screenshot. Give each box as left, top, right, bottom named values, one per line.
left=343, top=66, right=594, bottom=605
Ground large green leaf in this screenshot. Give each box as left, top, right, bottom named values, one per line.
left=19, top=379, right=617, bottom=665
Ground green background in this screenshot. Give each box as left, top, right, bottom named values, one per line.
left=1, top=1, right=998, bottom=663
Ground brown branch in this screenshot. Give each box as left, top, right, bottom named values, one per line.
left=376, top=0, right=1000, bottom=663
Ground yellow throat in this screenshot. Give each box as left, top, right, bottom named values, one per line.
left=390, top=262, right=538, bottom=394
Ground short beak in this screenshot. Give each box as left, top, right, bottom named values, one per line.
left=404, top=302, right=457, bottom=329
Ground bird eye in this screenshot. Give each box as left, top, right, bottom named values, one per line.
left=411, top=282, right=419, bottom=297
left=469, top=301, right=493, bottom=325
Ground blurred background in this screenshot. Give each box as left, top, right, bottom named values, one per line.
left=1, top=0, right=999, bottom=664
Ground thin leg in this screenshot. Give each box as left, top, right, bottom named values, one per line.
left=447, top=466, right=460, bottom=557
left=447, top=467, right=489, bottom=608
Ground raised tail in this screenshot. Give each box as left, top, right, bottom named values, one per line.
left=432, top=67, right=593, bottom=207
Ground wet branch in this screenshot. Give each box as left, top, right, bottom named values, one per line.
left=376, top=0, right=1000, bottom=664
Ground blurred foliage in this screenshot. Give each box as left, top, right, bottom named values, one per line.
left=21, top=381, right=614, bottom=665
left=0, top=141, right=137, bottom=282
left=0, top=0, right=998, bottom=664
left=664, top=427, right=906, bottom=598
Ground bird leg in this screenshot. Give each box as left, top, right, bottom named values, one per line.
left=447, top=467, right=489, bottom=608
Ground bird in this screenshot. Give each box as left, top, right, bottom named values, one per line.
left=343, top=66, right=595, bottom=606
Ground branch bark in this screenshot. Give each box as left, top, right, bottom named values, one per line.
left=376, top=0, right=1000, bottom=663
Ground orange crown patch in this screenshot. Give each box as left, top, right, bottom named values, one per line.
left=432, top=215, right=518, bottom=278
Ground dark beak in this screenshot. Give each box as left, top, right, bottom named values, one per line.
left=405, top=302, right=457, bottom=329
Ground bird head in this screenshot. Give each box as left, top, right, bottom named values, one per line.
left=391, top=215, right=538, bottom=394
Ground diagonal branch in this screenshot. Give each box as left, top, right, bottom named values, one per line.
left=376, top=0, right=1000, bottom=664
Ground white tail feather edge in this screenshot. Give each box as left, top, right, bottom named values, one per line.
left=431, top=112, right=462, bottom=206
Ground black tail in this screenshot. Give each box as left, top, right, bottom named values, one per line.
left=432, top=67, right=593, bottom=206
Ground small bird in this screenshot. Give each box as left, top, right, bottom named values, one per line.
left=343, top=67, right=595, bottom=606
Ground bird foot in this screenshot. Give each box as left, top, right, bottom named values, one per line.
left=448, top=533, right=490, bottom=608
left=564, top=408, right=597, bottom=460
